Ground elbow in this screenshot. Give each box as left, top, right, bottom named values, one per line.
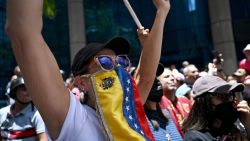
left=5, top=24, right=20, bottom=46
left=5, top=23, right=21, bottom=40
left=5, top=22, right=42, bottom=40
left=137, top=77, right=155, bottom=104
left=5, top=23, right=13, bottom=38
left=135, top=73, right=155, bottom=90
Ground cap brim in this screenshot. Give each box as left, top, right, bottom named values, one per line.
left=229, top=83, right=244, bottom=92
left=104, top=37, right=130, bottom=55
left=243, top=48, right=250, bottom=53
left=233, top=72, right=243, bottom=77
left=208, top=83, right=244, bottom=93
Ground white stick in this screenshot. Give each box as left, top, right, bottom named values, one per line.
left=123, top=0, right=143, bottom=28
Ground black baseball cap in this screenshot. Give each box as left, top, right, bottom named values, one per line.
left=71, top=36, right=130, bottom=76
left=10, top=77, right=25, bottom=98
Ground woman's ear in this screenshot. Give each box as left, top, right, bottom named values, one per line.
left=74, top=75, right=89, bottom=89
left=74, top=75, right=82, bottom=87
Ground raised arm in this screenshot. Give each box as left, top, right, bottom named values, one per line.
left=6, top=0, right=69, bottom=139
left=134, top=0, right=170, bottom=104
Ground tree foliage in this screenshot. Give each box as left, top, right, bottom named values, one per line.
left=43, top=0, right=57, bottom=18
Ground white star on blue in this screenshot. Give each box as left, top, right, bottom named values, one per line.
left=117, top=67, right=149, bottom=140
left=126, top=106, right=130, bottom=111
left=126, top=87, right=130, bottom=93
left=127, top=79, right=130, bottom=85
left=134, top=123, right=138, bottom=129
left=125, top=96, right=129, bottom=102
left=129, top=115, right=133, bottom=121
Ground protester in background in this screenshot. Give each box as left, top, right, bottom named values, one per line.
left=183, top=75, right=250, bottom=141
left=159, top=68, right=192, bottom=137
left=233, top=68, right=247, bottom=83
left=6, top=0, right=170, bottom=140
left=240, top=44, right=250, bottom=74
left=207, top=62, right=225, bottom=80
left=212, top=50, right=224, bottom=67
left=179, top=61, right=189, bottom=74
left=199, top=51, right=225, bottom=80
left=172, top=71, right=185, bottom=89
left=5, top=66, right=22, bottom=105
left=176, top=64, right=199, bottom=100
left=0, top=77, right=47, bottom=141
left=144, top=64, right=183, bottom=141
left=169, top=64, right=179, bottom=74
left=227, top=75, right=237, bottom=84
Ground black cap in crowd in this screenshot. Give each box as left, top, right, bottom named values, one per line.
left=9, top=77, right=25, bottom=98
left=71, top=36, right=130, bottom=76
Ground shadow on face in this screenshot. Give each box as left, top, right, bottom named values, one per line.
left=75, top=48, right=117, bottom=108
left=15, top=85, right=32, bottom=103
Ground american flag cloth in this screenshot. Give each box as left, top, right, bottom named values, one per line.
left=90, top=66, right=155, bottom=141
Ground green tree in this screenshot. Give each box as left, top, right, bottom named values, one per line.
left=43, top=0, right=57, bottom=18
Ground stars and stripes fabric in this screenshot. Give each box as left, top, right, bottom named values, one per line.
left=90, top=66, right=155, bottom=141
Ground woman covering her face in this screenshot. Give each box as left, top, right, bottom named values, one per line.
left=182, top=75, right=250, bottom=141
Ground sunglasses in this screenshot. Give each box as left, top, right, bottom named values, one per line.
left=95, top=55, right=130, bottom=71
left=209, top=92, right=237, bottom=102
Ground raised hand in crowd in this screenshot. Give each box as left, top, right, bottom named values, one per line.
left=133, top=0, right=170, bottom=104
left=5, top=0, right=170, bottom=140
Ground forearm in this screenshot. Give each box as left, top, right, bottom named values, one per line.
left=6, top=0, right=43, bottom=38
left=243, top=119, right=250, bottom=140
left=136, top=8, right=169, bottom=104
left=6, top=0, right=69, bottom=139
left=238, top=101, right=250, bottom=140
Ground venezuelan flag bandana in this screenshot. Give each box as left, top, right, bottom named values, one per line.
left=88, top=66, right=155, bottom=141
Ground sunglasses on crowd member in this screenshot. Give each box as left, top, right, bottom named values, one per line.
left=95, top=55, right=130, bottom=71
left=209, top=92, right=237, bottom=102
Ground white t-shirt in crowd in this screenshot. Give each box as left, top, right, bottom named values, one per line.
left=48, top=93, right=106, bottom=141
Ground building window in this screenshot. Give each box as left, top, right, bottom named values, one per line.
left=188, top=0, right=196, bottom=12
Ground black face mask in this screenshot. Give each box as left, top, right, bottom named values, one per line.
left=148, top=79, right=163, bottom=102
left=214, top=102, right=240, bottom=133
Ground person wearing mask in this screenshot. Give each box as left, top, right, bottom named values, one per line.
left=5, top=0, right=170, bottom=140
left=144, top=64, right=183, bottom=141
left=159, top=68, right=192, bottom=137
left=0, top=77, right=47, bottom=141
left=183, top=75, right=250, bottom=141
